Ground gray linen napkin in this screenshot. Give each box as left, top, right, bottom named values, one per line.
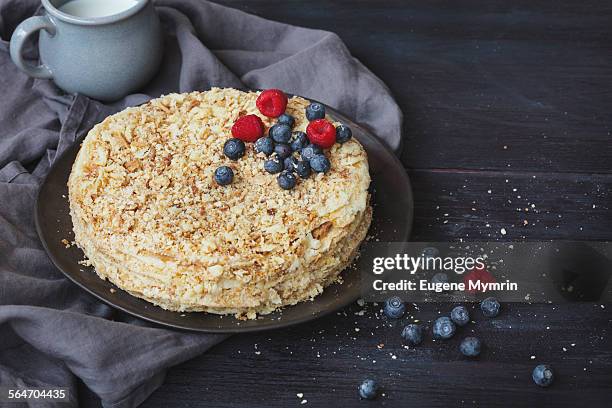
left=0, top=0, right=403, bottom=406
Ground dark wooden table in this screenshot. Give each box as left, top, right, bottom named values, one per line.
left=81, top=0, right=612, bottom=406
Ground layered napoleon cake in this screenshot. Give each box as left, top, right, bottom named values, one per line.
left=68, top=88, right=372, bottom=319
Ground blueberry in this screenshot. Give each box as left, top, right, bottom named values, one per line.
left=269, top=123, right=292, bottom=144
left=305, top=102, right=325, bottom=121
left=480, top=297, right=501, bottom=318
left=431, top=272, right=449, bottom=285
left=274, top=143, right=292, bottom=159
left=254, top=136, right=274, bottom=156
left=290, top=131, right=308, bottom=152
left=358, top=379, right=378, bottom=400
left=401, top=324, right=423, bottom=345
left=459, top=337, right=481, bottom=357
left=450, top=305, right=470, bottom=327
left=283, top=156, right=298, bottom=172
left=335, top=124, right=352, bottom=143
left=263, top=156, right=283, bottom=174
left=214, top=166, right=233, bottom=186
left=433, top=316, right=456, bottom=339
left=383, top=296, right=406, bottom=319
left=277, top=113, right=295, bottom=128
left=277, top=170, right=297, bottom=190
left=532, top=364, right=554, bottom=387
left=223, top=138, right=245, bottom=160
left=422, top=246, right=440, bottom=258
left=310, top=154, right=331, bottom=173
left=296, top=160, right=311, bottom=179
left=300, top=144, right=323, bottom=161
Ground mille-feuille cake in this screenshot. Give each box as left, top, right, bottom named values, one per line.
left=68, top=88, right=372, bottom=319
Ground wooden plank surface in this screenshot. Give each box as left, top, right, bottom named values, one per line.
left=78, top=0, right=612, bottom=406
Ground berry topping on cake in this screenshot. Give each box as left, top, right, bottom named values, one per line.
left=231, top=114, right=264, bottom=142
left=290, top=131, right=308, bottom=152
left=310, top=154, right=331, bottom=173
left=335, top=124, right=352, bottom=143
left=223, top=138, right=246, bottom=160
left=277, top=170, right=297, bottom=190
left=277, top=113, right=295, bottom=128
left=214, top=166, right=234, bottom=185
left=256, top=89, right=288, bottom=118
left=306, top=119, right=336, bottom=148
left=264, top=155, right=283, bottom=174
left=274, top=143, right=292, bottom=159
left=269, top=123, right=292, bottom=144
left=305, top=102, right=325, bottom=121
left=300, top=144, right=323, bottom=161
left=296, top=160, right=311, bottom=179
left=254, top=136, right=274, bottom=156
left=283, top=156, right=299, bottom=172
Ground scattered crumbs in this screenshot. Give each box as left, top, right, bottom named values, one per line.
left=571, top=343, right=576, bottom=347
left=301, top=400, right=308, bottom=405
left=109, top=288, right=116, bottom=293
left=296, top=393, right=303, bottom=399
left=377, top=343, right=385, bottom=349
left=61, top=238, right=71, bottom=248
left=354, top=328, right=360, bottom=332
left=500, top=228, right=507, bottom=235
left=530, top=355, right=536, bottom=360
left=563, top=347, right=567, bottom=352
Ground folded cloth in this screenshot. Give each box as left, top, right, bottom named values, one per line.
left=0, top=0, right=403, bottom=406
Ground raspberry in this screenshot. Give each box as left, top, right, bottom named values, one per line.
left=256, top=89, right=288, bottom=118
left=306, top=119, right=336, bottom=148
left=231, top=114, right=264, bottom=142
left=464, top=265, right=496, bottom=293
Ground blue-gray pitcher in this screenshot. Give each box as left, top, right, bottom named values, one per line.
left=9, top=0, right=163, bottom=101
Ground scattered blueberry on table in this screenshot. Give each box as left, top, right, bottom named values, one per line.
left=277, top=170, right=297, bottom=190
left=532, top=364, right=554, bottom=387
left=450, top=305, right=470, bottom=326
left=433, top=316, right=456, bottom=339
left=223, top=138, right=246, bottom=160
left=358, top=379, right=379, bottom=400
left=305, top=102, right=326, bottom=121
left=459, top=336, right=481, bottom=357
left=214, top=166, right=234, bottom=186
left=383, top=296, right=406, bottom=319
left=480, top=297, right=501, bottom=317
left=401, top=324, right=424, bottom=345
left=310, top=154, right=331, bottom=173
left=431, top=272, right=449, bottom=285
left=422, top=246, right=440, bottom=258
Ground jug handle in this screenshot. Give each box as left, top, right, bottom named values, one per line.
left=9, top=15, right=56, bottom=79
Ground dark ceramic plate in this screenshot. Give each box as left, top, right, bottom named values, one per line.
left=35, top=105, right=413, bottom=333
